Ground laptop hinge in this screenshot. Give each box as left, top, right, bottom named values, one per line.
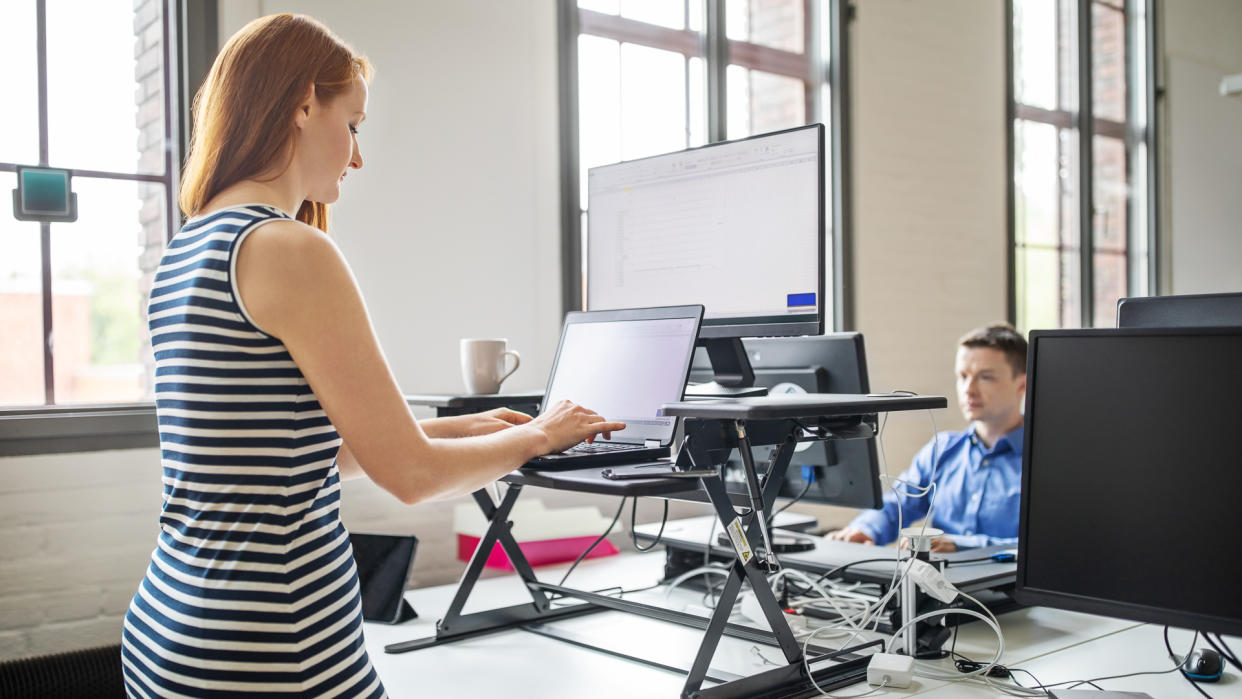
left=644, top=440, right=661, bottom=448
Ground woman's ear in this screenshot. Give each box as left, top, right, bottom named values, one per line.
left=294, top=84, right=316, bottom=130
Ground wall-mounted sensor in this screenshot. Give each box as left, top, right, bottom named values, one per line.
left=12, top=166, right=78, bottom=223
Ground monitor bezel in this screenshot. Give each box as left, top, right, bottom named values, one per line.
left=585, top=123, right=826, bottom=340
left=1016, top=326, right=1242, bottom=637
left=1116, top=292, right=1242, bottom=328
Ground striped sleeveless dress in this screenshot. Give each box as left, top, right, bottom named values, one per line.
left=121, top=205, right=386, bottom=698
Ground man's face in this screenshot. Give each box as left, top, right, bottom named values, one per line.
left=955, top=346, right=1026, bottom=426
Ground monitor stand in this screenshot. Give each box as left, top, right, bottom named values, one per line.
left=686, top=337, right=769, bottom=398
left=685, top=381, right=768, bottom=398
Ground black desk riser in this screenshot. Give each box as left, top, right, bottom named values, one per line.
left=391, top=391, right=946, bottom=699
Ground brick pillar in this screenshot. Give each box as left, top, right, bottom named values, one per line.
left=133, top=0, right=167, bottom=400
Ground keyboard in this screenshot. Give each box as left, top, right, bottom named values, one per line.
left=562, top=441, right=641, bottom=455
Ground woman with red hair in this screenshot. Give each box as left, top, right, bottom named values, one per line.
left=122, top=15, right=622, bottom=696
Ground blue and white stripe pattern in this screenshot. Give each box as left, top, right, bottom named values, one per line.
left=122, top=205, right=385, bottom=697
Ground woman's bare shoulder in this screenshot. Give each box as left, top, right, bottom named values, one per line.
left=242, top=218, right=345, bottom=269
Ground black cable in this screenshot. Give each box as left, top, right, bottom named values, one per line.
left=1026, top=628, right=1190, bottom=693
left=813, top=557, right=895, bottom=585
left=1164, top=626, right=1214, bottom=699
left=1206, top=633, right=1241, bottom=671
left=1006, top=666, right=1049, bottom=693
left=619, top=582, right=662, bottom=596
left=768, top=477, right=813, bottom=524
left=630, top=497, right=669, bottom=552
left=942, top=555, right=995, bottom=565
left=558, top=497, right=627, bottom=587
left=1217, top=634, right=1239, bottom=664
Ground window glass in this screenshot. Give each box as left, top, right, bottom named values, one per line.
left=726, top=64, right=752, bottom=139
left=0, top=172, right=46, bottom=407
left=1013, top=0, right=1057, bottom=111
left=1015, top=120, right=1060, bottom=249
left=578, top=34, right=622, bottom=208
left=46, top=0, right=165, bottom=175
left=619, top=43, right=687, bottom=161
left=580, top=0, right=620, bottom=14
left=621, top=0, right=685, bottom=30
left=1091, top=2, right=1126, bottom=122
left=726, top=67, right=805, bottom=140
left=726, top=0, right=804, bottom=53
left=50, top=178, right=163, bottom=404
left=1092, top=135, right=1127, bottom=326
left=0, top=1, right=40, bottom=165
left=1016, top=247, right=1062, bottom=336
left=749, top=70, right=805, bottom=136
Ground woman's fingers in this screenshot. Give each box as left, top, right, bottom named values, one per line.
left=497, top=408, right=532, bottom=424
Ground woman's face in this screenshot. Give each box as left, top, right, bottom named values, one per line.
left=298, top=75, right=368, bottom=204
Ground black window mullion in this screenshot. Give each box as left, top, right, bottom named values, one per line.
left=705, top=0, right=727, bottom=143
left=558, top=0, right=582, bottom=314
left=1006, top=0, right=1016, bottom=327
left=162, top=0, right=179, bottom=240
left=829, top=0, right=852, bottom=331
left=1143, top=0, right=1159, bottom=295
left=36, top=0, right=54, bottom=405
left=1077, top=0, right=1094, bottom=326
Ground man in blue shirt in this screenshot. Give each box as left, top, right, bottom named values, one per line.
left=827, top=324, right=1027, bottom=552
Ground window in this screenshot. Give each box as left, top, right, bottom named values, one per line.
left=560, top=0, right=850, bottom=326
left=0, top=0, right=178, bottom=407
left=1010, top=0, right=1156, bottom=332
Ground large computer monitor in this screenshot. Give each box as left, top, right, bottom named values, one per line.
left=688, top=333, right=883, bottom=510
left=585, top=124, right=825, bottom=390
left=1117, top=292, right=1242, bottom=328
left=1017, top=327, right=1242, bottom=636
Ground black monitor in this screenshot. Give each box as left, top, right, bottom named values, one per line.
left=1017, top=327, right=1242, bottom=636
left=585, top=125, right=825, bottom=390
left=1117, top=292, right=1242, bottom=328
left=688, top=333, right=882, bottom=510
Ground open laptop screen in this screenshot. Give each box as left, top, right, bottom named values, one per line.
left=543, top=309, right=701, bottom=445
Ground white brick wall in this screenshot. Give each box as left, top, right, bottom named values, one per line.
left=0, top=448, right=162, bottom=660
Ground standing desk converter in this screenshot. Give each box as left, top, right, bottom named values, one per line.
left=392, top=392, right=946, bottom=698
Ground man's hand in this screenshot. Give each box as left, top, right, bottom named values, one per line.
left=825, top=526, right=874, bottom=545
left=899, top=536, right=957, bottom=553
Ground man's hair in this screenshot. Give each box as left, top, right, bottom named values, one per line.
left=958, top=323, right=1028, bottom=376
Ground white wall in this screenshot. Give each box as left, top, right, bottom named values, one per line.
left=848, top=0, right=1008, bottom=470
left=0, top=449, right=162, bottom=659
left=221, top=0, right=565, bottom=394
left=1162, top=0, right=1242, bottom=294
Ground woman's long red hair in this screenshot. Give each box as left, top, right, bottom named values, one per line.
left=179, top=14, right=372, bottom=232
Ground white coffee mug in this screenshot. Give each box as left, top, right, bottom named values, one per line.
left=460, top=339, right=521, bottom=395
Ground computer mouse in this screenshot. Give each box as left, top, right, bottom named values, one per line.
left=1183, top=648, right=1223, bottom=682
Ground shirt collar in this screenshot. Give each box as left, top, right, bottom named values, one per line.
left=969, top=423, right=1025, bottom=455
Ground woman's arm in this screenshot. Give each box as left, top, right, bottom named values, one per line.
left=337, top=408, right=533, bottom=481
left=421, top=408, right=533, bottom=439
left=236, top=220, right=623, bottom=504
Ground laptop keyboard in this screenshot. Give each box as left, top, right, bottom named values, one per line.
left=563, top=441, right=642, bottom=455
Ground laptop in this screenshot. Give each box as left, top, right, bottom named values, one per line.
left=524, top=305, right=704, bottom=469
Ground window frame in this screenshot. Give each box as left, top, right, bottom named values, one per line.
left=0, top=0, right=219, bottom=455
left=1006, top=0, right=1160, bottom=329
left=557, top=0, right=854, bottom=329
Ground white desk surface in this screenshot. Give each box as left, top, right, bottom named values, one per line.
left=364, top=551, right=1242, bottom=698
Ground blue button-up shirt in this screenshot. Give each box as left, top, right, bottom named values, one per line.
left=849, top=424, right=1024, bottom=549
